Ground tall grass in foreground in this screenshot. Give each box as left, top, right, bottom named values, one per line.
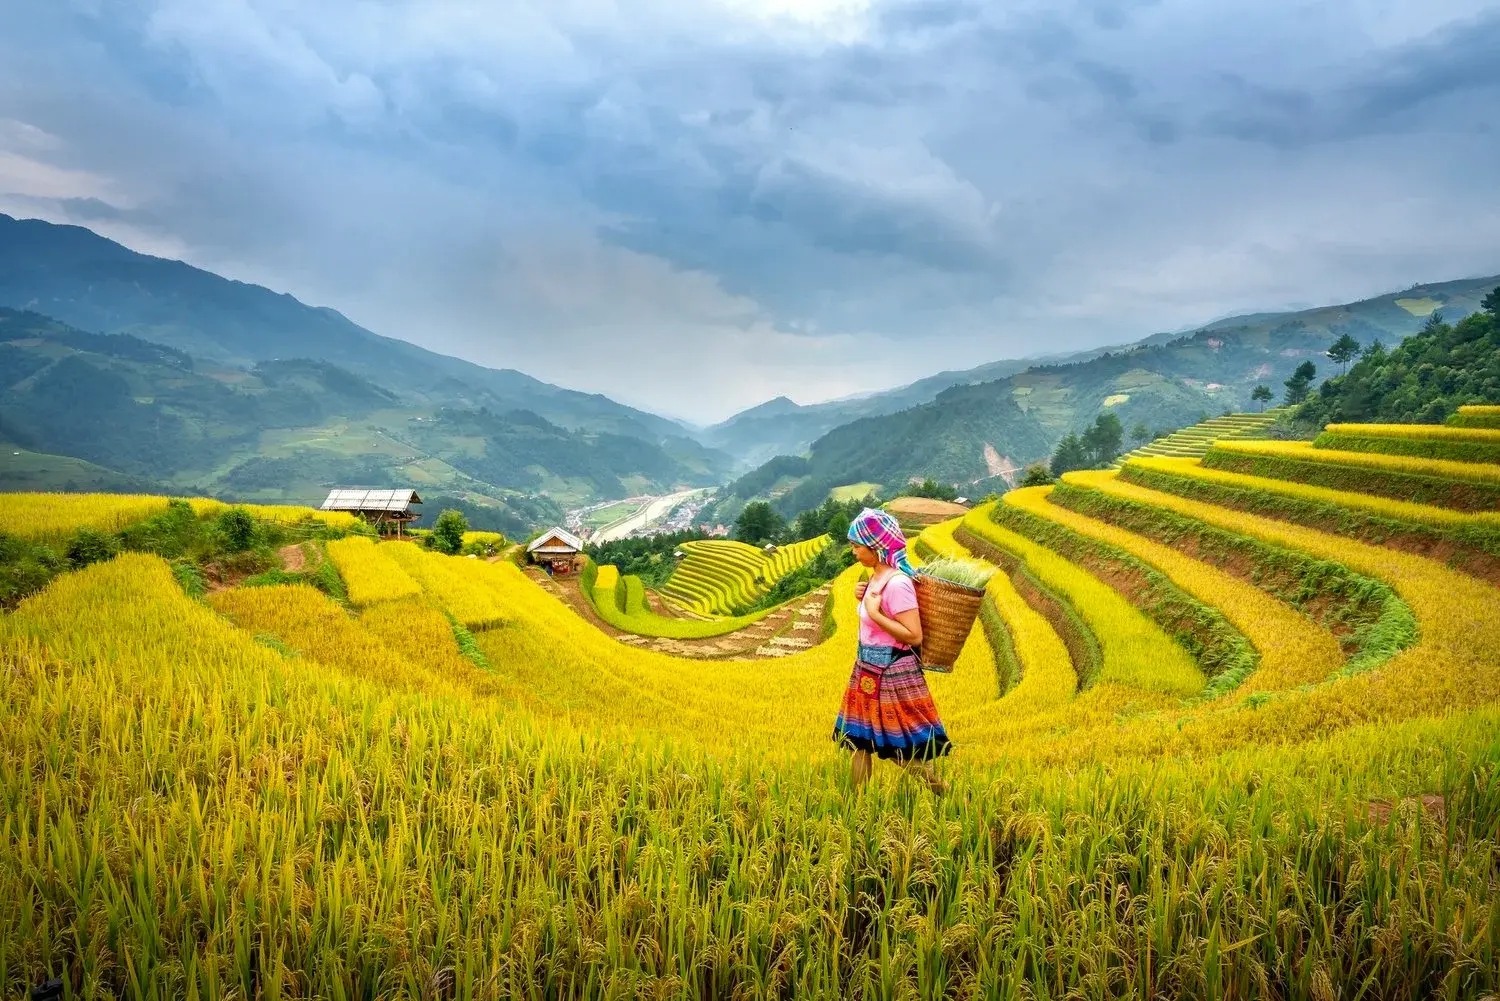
left=3, top=556, right=1499, bottom=999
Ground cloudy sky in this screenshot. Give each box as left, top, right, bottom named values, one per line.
left=2, top=0, right=1498, bottom=422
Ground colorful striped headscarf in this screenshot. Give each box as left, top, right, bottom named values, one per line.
left=848, top=507, right=916, bottom=577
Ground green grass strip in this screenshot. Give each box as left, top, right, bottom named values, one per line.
left=445, top=610, right=491, bottom=670
left=955, top=524, right=1103, bottom=692
left=1447, top=405, right=1500, bottom=429
left=1052, top=480, right=1417, bottom=678
left=587, top=570, right=776, bottom=639
left=1120, top=460, right=1500, bottom=564
left=1314, top=429, right=1500, bottom=464
left=992, top=498, right=1257, bottom=698
left=1204, top=446, right=1500, bottom=512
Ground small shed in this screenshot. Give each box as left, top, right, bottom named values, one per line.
left=320, top=488, right=423, bottom=536
left=527, top=526, right=585, bottom=575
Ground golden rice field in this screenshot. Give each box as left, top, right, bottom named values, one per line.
left=4, top=492, right=361, bottom=542
left=187, top=498, right=362, bottom=531
left=659, top=535, right=830, bottom=615
left=7, top=492, right=172, bottom=540
left=325, top=536, right=422, bottom=607
left=3, top=418, right=1500, bottom=998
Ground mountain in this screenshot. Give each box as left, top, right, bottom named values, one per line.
left=1297, top=295, right=1500, bottom=427
left=0, top=305, right=725, bottom=531
left=0, top=308, right=718, bottom=537
left=703, top=350, right=1108, bottom=467
left=708, top=273, right=1500, bottom=520
left=0, top=215, right=736, bottom=533
left=707, top=276, right=1500, bottom=469
left=0, top=213, right=705, bottom=446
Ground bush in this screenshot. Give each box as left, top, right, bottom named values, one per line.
left=216, top=508, right=257, bottom=552
left=0, top=536, right=65, bottom=607
left=66, top=528, right=119, bottom=569
left=1019, top=464, right=1054, bottom=488
left=898, top=478, right=959, bottom=501
left=430, top=510, right=468, bottom=555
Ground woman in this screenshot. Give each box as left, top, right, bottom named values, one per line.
left=833, top=508, right=951, bottom=794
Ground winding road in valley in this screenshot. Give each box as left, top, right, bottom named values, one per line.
left=590, top=488, right=703, bottom=543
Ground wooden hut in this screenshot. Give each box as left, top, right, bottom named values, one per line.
left=320, top=488, right=423, bottom=536
left=527, top=527, right=585, bottom=575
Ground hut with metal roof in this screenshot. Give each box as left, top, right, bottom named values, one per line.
left=320, top=488, right=423, bottom=536
left=526, top=526, right=585, bottom=574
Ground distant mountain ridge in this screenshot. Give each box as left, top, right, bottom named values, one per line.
left=0, top=305, right=725, bottom=533
left=705, top=272, right=1500, bottom=522
left=4, top=212, right=1497, bottom=538
left=0, top=214, right=737, bottom=530
left=0, top=213, right=698, bottom=445
left=707, top=275, right=1500, bottom=467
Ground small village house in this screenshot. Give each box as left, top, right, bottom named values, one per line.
left=527, top=526, right=585, bottom=575
left=320, top=488, right=422, bottom=536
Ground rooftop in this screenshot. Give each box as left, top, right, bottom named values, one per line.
left=320, top=488, right=423, bottom=513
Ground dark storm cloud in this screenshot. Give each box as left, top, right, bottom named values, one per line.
left=1201, top=8, right=1500, bottom=146
left=0, top=0, right=1497, bottom=421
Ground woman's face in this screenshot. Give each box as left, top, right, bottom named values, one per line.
left=850, top=542, right=879, bottom=567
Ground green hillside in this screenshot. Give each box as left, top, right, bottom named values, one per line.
left=708, top=275, right=1500, bottom=518
left=0, top=214, right=728, bottom=472
left=708, top=274, right=1500, bottom=470
left=0, top=308, right=717, bottom=535
left=1297, top=292, right=1500, bottom=428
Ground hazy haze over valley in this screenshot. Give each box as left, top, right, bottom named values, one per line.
left=2, top=0, right=1499, bottom=422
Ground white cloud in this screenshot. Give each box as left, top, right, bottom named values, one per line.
left=0, top=0, right=1497, bottom=423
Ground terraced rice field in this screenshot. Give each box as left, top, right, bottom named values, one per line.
left=3, top=416, right=1500, bottom=997
left=1114, top=408, right=1286, bottom=466
left=658, top=535, right=830, bottom=615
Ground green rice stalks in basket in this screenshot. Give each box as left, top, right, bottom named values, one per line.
left=917, top=556, right=995, bottom=591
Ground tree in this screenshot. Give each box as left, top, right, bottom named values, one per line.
left=431, top=509, right=468, bottom=555
left=1251, top=385, right=1273, bottom=411
left=1130, top=421, right=1151, bottom=445
left=1049, top=433, right=1089, bottom=476
left=1326, top=333, right=1360, bottom=374
left=215, top=507, right=256, bottom=552
left=1081, top=413, right=1124, bottom=466
left=1482, top=285, right=1500, bottom=317
left=900, top=478, right=959, bottom=501
left=824, top=507, right=853, bottom=541
left=1283, top=361, right=1317, bottom=404
left=1019, top=463, right=1054, bottom=488
left=734, top=501, right=785, bottom=545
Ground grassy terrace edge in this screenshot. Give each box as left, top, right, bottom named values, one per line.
left=1205, top=443, right=1500, bottom=511
left=1053, top=477, right=1418, bottom=679
left=1314, top=424, right=1500, bottom=463
left=992, top=491, right=1257, bottom=699
left=953, top=522, right=1101, bottom=693
left=584, top=559, right=777, bottom=640
left=1120, top=458, right=1500, bottom=579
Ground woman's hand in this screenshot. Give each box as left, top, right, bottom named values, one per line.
left=862, top=582, right=885, bottom=615
left=854, top=581, right=868, bottom=600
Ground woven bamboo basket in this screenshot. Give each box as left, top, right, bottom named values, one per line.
left=912, top=572, right=985, bottom=673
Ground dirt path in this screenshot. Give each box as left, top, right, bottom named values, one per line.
left=524, top=568, right=832, bottom=660
left=278, top=543, right=307, bottom=572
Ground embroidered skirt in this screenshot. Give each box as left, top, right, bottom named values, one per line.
left=833, top=643, right=953, bottom=761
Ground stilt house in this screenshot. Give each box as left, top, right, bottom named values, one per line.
left=320, top=488, right=423, bottom=536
